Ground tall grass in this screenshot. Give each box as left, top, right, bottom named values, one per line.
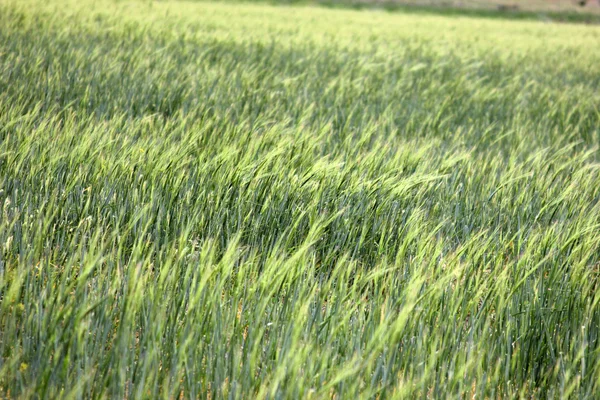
left=1, top=0, right=600, bottom=397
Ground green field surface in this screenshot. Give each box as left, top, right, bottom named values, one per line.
left=1, top=0, right=600, bottom=398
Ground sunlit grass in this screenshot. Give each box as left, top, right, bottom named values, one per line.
left=0, top=0, right=599, bottom=397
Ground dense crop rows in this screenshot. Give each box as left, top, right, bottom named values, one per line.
left=1, top=0, right=600, bottom=397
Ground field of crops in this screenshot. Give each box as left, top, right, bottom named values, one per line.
left=1, top=0, right=600, bottom=397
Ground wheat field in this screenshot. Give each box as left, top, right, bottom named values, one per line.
left=1, top=0, right=600, bottom=398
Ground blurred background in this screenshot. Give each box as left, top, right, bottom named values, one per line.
left=279, top=0, right=600, bottom=20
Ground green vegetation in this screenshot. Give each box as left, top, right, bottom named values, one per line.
left=1, top=0, right=600, bottom=397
